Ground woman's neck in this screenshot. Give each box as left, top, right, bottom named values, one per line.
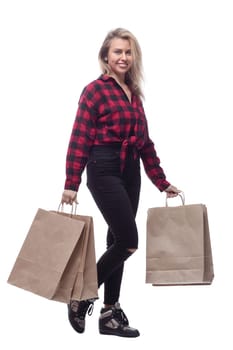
left=108, top=72, right=126, bottom=86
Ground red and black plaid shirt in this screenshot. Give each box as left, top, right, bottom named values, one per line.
left=65, top=74, right=170, bottom=191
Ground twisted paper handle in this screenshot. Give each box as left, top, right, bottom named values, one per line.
left=57, top=202, right=78, bottom=217
left=165, top=192, right=185, bottom=207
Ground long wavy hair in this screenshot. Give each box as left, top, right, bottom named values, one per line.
left=98, top=28, right=144, bottom=99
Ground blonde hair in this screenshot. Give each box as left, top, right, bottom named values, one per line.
left=98, top=28, right=144, bottom=99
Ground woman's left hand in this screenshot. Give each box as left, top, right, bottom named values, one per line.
left=164, top=185, right=181, bottom=198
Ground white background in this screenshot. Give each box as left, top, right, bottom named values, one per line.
left=0, top=0, right=232, bottom=348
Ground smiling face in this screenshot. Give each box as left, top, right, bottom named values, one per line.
left=107, top=37, right=133, bottom=81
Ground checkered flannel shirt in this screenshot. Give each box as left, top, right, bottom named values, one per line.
left=64, top=74, right=170, bottom=192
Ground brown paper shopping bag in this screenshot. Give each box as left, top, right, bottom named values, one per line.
left=146, top=195, right=214, bottom=285
left=7, top=208, right=98, bottom=302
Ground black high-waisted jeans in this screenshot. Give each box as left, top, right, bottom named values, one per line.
left=86, top=144, right=141, bottom=305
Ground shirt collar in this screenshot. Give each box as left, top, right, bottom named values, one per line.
left=99, top=74, right=115, bottom=82
left=98, top=74, right=136, bottom=102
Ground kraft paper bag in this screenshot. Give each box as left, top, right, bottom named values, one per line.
left=7, top=208, right=98, bottom=302
left=146, top=197, right=214, bottom=285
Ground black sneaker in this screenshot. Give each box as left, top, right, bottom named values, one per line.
left=67, top=299, right=94, bottom=333
left=99, top=302, right=140, bottom=338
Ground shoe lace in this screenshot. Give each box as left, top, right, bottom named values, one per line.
left=70, top=299, right=94, bottom=319
left=87, top=302, right=94, bottom=316
left=114, top=308, right=128, bottom=325
left=78, top=300, right=94, bottom=318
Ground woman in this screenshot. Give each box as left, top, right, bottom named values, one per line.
left=61, top=28, right=180, bottom=338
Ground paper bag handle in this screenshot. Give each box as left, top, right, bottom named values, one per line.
left=57, top=202, right=78, bottom=217
left=165, top=192, right=185, bottom=207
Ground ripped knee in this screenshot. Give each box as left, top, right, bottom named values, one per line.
left=127, top=248, right=137, bottom=254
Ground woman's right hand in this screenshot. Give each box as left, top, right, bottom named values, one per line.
left=61, top=190, right=78, bottom=205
